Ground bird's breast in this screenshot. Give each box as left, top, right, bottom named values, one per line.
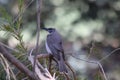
left=45, top=41, right=52, bottom=54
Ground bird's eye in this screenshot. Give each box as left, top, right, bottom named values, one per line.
left=60, top=42, right=62, bottom=44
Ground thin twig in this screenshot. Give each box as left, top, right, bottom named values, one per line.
left=87, top=41, right=95, bottom=59
left=71, top=54, right=108, bottom=80
left=12, top=0, right=34, bottom=23
left=97, top=62, right=108, bottom=80
left=33, top=0, right=42, bottom=72
left=0, top=45, right=39, bottom=80
left=0, top=54, right=10, bottom=80
left=35, top=0, right=41, bottom=51
left=64, top=73, right=70, bottom=80
left=0, top=42, right=19, bottom=53
left=65, top=61, right=76, bottom=80
left=37, top=54, right=50, bottom=58
left=99, top=48, right=120, bottom=62
left=71, top=54, right=97, bottom=64
left=21, top=77, right=28, bottom=80
left=28, top=49, right=56, bottom=80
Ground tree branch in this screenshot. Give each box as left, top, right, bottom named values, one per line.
left=71, top=55, right=108, bottom=80
left=37, top=54, right=50, bottom=58
left=0, top=45, right=39, bottom=80
left=65, top=62, right=76, bottom=80
left=33, top=0, right=42, bottom=73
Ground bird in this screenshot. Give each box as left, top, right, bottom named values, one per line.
left=42, top=27, right=68, bottom=73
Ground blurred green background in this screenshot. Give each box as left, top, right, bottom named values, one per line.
left=0, top=0, right=120, bottom=80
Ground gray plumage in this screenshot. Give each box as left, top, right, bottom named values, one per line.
left=43, top=28, right=67, bottom=73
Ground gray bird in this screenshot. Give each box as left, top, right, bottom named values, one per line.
left=42, top=27, right=67, bottom=73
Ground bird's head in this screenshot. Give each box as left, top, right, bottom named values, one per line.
left=42, top=27, right=55, bottom=33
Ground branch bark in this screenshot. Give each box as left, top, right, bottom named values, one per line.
left=37, top=54, right=50, bottom=58
left=0, top=45, right=39, bottom=80
left=34, top=0, right=42, bottom=73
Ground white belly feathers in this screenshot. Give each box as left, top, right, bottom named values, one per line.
left=45, top=41, right=52, bottom=54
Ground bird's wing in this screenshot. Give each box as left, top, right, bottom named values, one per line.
left=46, top=31, right=65, bottom=61
left=47, top=32, right=64, bottom=52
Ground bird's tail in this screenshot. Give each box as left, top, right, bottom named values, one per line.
left=58, top=53, right=68, bottom=73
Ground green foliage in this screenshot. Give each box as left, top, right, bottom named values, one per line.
left=0, top=0, right=27, bottom=53
left=18, top=0, right=24, bottom=11
left=0, top=0, right=27, bottom=79
left=0, top=63, right=6, bottom=80
left=0, top=6, right=12, bottom=22
left=94, top=74, right=103, bottom=80
left=0, top=70, right=6, bottom=80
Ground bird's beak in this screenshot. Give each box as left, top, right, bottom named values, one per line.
left=41, top=27, right=48, bottom=31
